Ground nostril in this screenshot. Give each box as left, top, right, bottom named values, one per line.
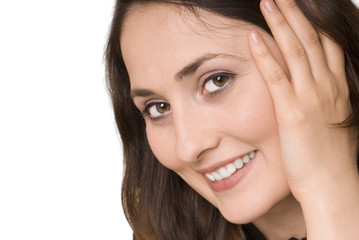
left=175, top=130, right=220, bottom=163
left=196, top=148, right=207, bottom=160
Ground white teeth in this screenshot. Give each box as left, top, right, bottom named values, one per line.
left=242, top=155, right=250, bottom=164
left=204, top=150, right=256, bottom=182
left=219, top=167, right=230, bottom=178
left=205, top=173, right=215, bottom=182
left=212, top=172, right=223, bottom=181
left=234, top=158, right=244, bottom=169
left=226, top=163, right=236, bottom=174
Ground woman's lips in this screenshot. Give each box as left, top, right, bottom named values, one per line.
left=200, top=150, right=257, bottom=192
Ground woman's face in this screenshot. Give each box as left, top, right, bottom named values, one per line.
left=121, top=4, right=292, bottom=223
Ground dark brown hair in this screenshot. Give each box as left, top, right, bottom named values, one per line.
left=105, top=0, right=359, bottom=239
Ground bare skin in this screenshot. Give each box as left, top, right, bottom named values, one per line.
left=250, top=0, right=359, bottom=239
left=122, top=0, right=359, bottom=239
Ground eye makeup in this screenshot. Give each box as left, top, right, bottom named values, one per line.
left=201, top=71, right=237, bottom=95
left=140, top=71, right=238, bottom=121
left=142, top=101, right=171, bottom=121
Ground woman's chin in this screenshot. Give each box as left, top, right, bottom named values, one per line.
left=216, top=189, right=293, bottom=225
left=218, top=203, right=270, bottom=224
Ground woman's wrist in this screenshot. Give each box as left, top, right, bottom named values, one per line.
left=299, top=173, right=359, bottom=239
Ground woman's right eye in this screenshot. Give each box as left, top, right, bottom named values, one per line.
left=143, top=102, right=171, bottom=120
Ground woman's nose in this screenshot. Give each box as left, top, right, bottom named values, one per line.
left=173, top=104, right=220, bottom=163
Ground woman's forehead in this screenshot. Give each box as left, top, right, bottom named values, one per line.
left=120, top=3, right=256, bottom=87
left=121, top=3, right=248, bottom=35
left=120, top=3, right=253, bottom=50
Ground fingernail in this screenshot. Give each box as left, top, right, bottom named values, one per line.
left=264, top=0, right=277, bottom=12
left=251, top=31, right=262, bottom=44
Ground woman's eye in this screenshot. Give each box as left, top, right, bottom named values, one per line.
left=143, top=102, right=171, bottom=120
left=202, top=73, right=235, bottom=94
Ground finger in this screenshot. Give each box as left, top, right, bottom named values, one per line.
left=319, top=33, right=346, bottom=78
left=319, top=33, right=349, bottom=102
left=274, top=0, right=328, bottom=79
left=249, top=30, right=296, bottom=115
left=260, top=0, right=314, bottom=91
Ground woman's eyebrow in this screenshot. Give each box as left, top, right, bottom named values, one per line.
left=131, top=53, right=245, bottom=99
left=175, top=53, right=242, bottom=81
left=131, top=89, right=155, bottom=99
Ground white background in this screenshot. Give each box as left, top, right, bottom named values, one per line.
left=0, top=0, right=358, bottom=240
left=0, top=0, right=132, bottom=239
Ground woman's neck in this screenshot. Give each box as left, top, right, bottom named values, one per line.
left=252, top=195, right=306, bottom=240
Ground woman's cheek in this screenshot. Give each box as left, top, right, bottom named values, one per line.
left=223, top=74, right=278, bottom=143
left=147, top=127, right=181, bottom=170
left=145, top=72, right=278, bottom=171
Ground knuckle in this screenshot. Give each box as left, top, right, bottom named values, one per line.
left=281, top=0, right=298, bottom=9
left=321, top=78, right=339, bottom=101
left=256, top=45, right=270, bottom=58
left=286, top=43, right=306, bottom=59
left=313, top=79, right=343, bottom=108
left=268, top=68, right=285, bottom=83
left=272, top=14, right=286, bottom=25
left=302, top=29, right=320, bottom=45
left=273, top=15, right=286, bottom=26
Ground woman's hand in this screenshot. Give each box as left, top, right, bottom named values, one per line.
left=249, top=0, right=359, bottom=238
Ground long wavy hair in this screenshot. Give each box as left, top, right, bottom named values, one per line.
left=105, top=0, right=359, bottom=239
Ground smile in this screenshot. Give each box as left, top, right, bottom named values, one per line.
left=205, top=150, right=257, bottom=181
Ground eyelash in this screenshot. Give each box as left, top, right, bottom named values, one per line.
left=142, top=71, right=237, bottom=121
left=201, top=72, right=236, bottom=95
left=142, top=101, right=170, bottom=121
